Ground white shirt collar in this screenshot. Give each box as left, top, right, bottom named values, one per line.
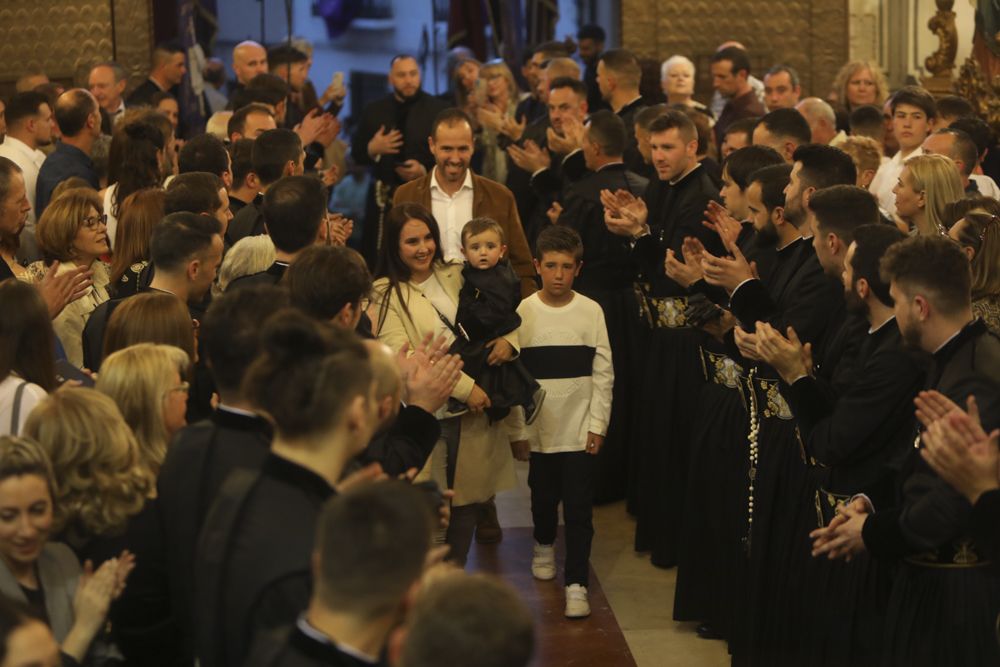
left=217, top=404, right=257, bottom=418
left=868, top=314, right=895, bottom=335
left=932, top=323, right=967, bottom=354
left=430, top=167, right=473, bottom=194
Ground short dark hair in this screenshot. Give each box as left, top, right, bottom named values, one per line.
left=54, top=89, right=96, bottom=137
left=261, top=175, right=326, bottom=253
left=314, top=481, right=433, bottom=618
left=889, top=85, right=937, bottom=119
left=935, top=94, right=974, bottom=120
left=757, top=108, right=812, bottom=146
left=229, top=138, right=256, bottom=187
left=430, top=108, right=473, bottom=139
left=809, top=184, right=880, bottom=244
left=725, top=117, right=759, bottom=141
left=178, top=134, right=230, bottom=177
left=534, top=224, right=582, bottom=261
left=252, top=128, right=302, bottom=184
left=723, top=145, right=785, bottom=190
left=880, top=235, right=971, bottom=315
left=933, top=128, right=980, bottom=176
left=598, top=49, right=641, bottom=86
left=548, top=76, right=587, bottom=99
left=749, top=163, right=793, bottom=212
left=201, top=284, right=290, bottom=393
left=850, top=224, right=906, bottom=307
left=150, top=212, right=223, bottom=273
left=634, top=104, right=667, bottom=131
left=792, top=144, right=857, bottom=191
left=848, top=104, right=884, bottom=139
left=401, top=573, right=535, bottom=667
left=287, top=245, right=372, bottom=320
left=764, top=64, right=800, bottom=88
left=228, top=102, right=275, bottom=140
left=648, top=108, right=697, bottom=143
left=534, top=41, right=570, bottom=61
left=711, top=47, right=751, bottom=77
left=5, top=92, right=49, bottom=128
left=950, top=116, right=994, bottom=159
left=267, top=44, right=308, bottom=68
left=577, top=24, right=606, bottom=42
left=244, top=73, right=289, bottom=106
left=585, top=110, right=627, bottom=157
left=164, top=172, right=224, bottom=215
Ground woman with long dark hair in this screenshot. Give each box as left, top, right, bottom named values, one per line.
left=108, top=188, right=165, bottom=297
left=0, top=280, right=56, bottom=436
left=105, top=120, right=166, bottom=248
left=371, top=203, right=517, bottom=566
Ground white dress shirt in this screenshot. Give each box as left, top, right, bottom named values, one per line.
left=429, top=167, right=475, bottom=262
left=0, top=136, right=46, bottom=226
left=970, top=173, right=1000, bottom=200
left=108, top=100, right=126, bottom=128
left=869, top=146, right=924, bottom=216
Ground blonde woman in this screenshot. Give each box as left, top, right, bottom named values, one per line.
left=892, top=154, right=964, bottom=237
left=839, top=135, right=883, bottom=189
left=829, top=61, right=889, bottom=111
left=476, top=60, right=521, bottom=183
left=23, top=188, right=111, bottom=367
left=96, top=343, right=190, bottom=476
left=947, top=198, right=1000, bottom=331
left=0, top=435, right=132, bottom=664
left=22, top=386, right=179, bottom=665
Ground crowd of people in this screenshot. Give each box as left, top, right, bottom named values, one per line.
left=0, top=21, right=997, bottom=667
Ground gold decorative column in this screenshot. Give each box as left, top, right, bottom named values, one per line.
left=922, top=0, right=958, bottom=95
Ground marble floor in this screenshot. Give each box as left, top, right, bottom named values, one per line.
left=473, top=461, right=731, bottom=667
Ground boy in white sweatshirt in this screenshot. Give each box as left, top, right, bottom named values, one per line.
left=509, top=225, right=614, bottom=618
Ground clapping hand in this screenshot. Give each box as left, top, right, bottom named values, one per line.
left=810, top=498, right=870, bottom=561
left=546, top=201, right=564, bottom=225
left=39, top=261, right=92, bottom=319
left=701, top=234, right=757, bottom=294
left=755, top=323, right=812, bottom=384
left=703, top=200, right=742, bottom=248
left=507, top=140, right=551, bottom=173
left=601, top=189, right=648, bottom=237
left=920, top=395, right=1000, bottom=504
left=547, top=116, right=585, bottom=154
left=733, top=326, right=762, bottom=361
left=500, top=115, right=527, bottom=142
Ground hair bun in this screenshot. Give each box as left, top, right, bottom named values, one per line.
left=123, top=121, right=164, bottom=145
left=260, top=309, right=331, bottom=364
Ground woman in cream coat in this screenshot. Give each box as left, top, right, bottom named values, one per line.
left=371, top=203, right=516, bottom=565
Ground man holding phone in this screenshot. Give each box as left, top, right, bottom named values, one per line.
left=352, top=55, right=448, bottom=265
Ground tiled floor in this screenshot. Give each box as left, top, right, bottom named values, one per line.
left=473, top=461, right=731, bottom=667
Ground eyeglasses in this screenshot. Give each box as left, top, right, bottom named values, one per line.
left=81, top=214, right=108, bottom=230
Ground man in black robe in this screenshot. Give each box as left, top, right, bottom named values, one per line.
left=351, top=56, right=448, bottom=266
left=602, top=109, right=721, bottom=559
left=812, top=235, right=1000, bottom=667
left=595, top=49, right=649, bottom=174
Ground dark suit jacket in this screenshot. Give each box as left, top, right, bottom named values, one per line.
left=227, top=261, right=288, bottom=291
left=226, top=197, right=266, bottom=247
left=245, top=624, right=379, bottom=667
left=393, top=172, right=536, bottom=295
left=159, top=407, right=273, bottom=663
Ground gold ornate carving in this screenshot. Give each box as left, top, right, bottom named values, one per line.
left=0, top=0, right=151, bottom=93
left=957, top=50, right=1000, bottom=136
left=926, top=0, right=959, bottom=77
left=620, top=0, right=849, bottom=101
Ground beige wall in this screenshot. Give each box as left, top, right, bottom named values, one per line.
left=621, top=0, right=850, bottom=101
left=0, top=0, right=152, bottom=96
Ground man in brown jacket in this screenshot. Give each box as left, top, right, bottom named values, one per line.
left=393, top=109, right=536, bottom=296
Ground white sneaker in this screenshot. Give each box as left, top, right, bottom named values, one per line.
left=531, top=543, right=556, bottom=580
left=564, top=584, right=591, bottom=618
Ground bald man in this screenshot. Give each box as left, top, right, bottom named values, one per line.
left=230, top=41, right=268, bottom=95
left=796, top=97, right=842, bottom=145
left=36, top=89, right=102, bottom=215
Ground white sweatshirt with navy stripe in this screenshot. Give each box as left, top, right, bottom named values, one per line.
left=511, top=291, right=614, bottom=454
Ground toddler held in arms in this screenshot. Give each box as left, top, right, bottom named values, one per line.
left=447, top=217, right=544, bottom=423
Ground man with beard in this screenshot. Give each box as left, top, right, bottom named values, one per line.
left=756, top=215, right=924, bottom=665
left=812, top=235, right=1000, bottom=667
left=352, top=55, right=448, bottom=265
left=601, top=109, right=722, bottom=552
left=699, top=146, right=857, bottom=662
left=393, top=108, right=534, bottom=295
left=0, top=92, right=55, bottom=262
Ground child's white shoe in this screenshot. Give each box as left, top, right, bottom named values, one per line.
left=564, top=584, right=591, bottom=618
left=531, top=543, right=556, bottom=580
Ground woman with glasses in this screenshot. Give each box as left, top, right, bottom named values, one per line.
left=22, top=188, right=111, bottom=367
